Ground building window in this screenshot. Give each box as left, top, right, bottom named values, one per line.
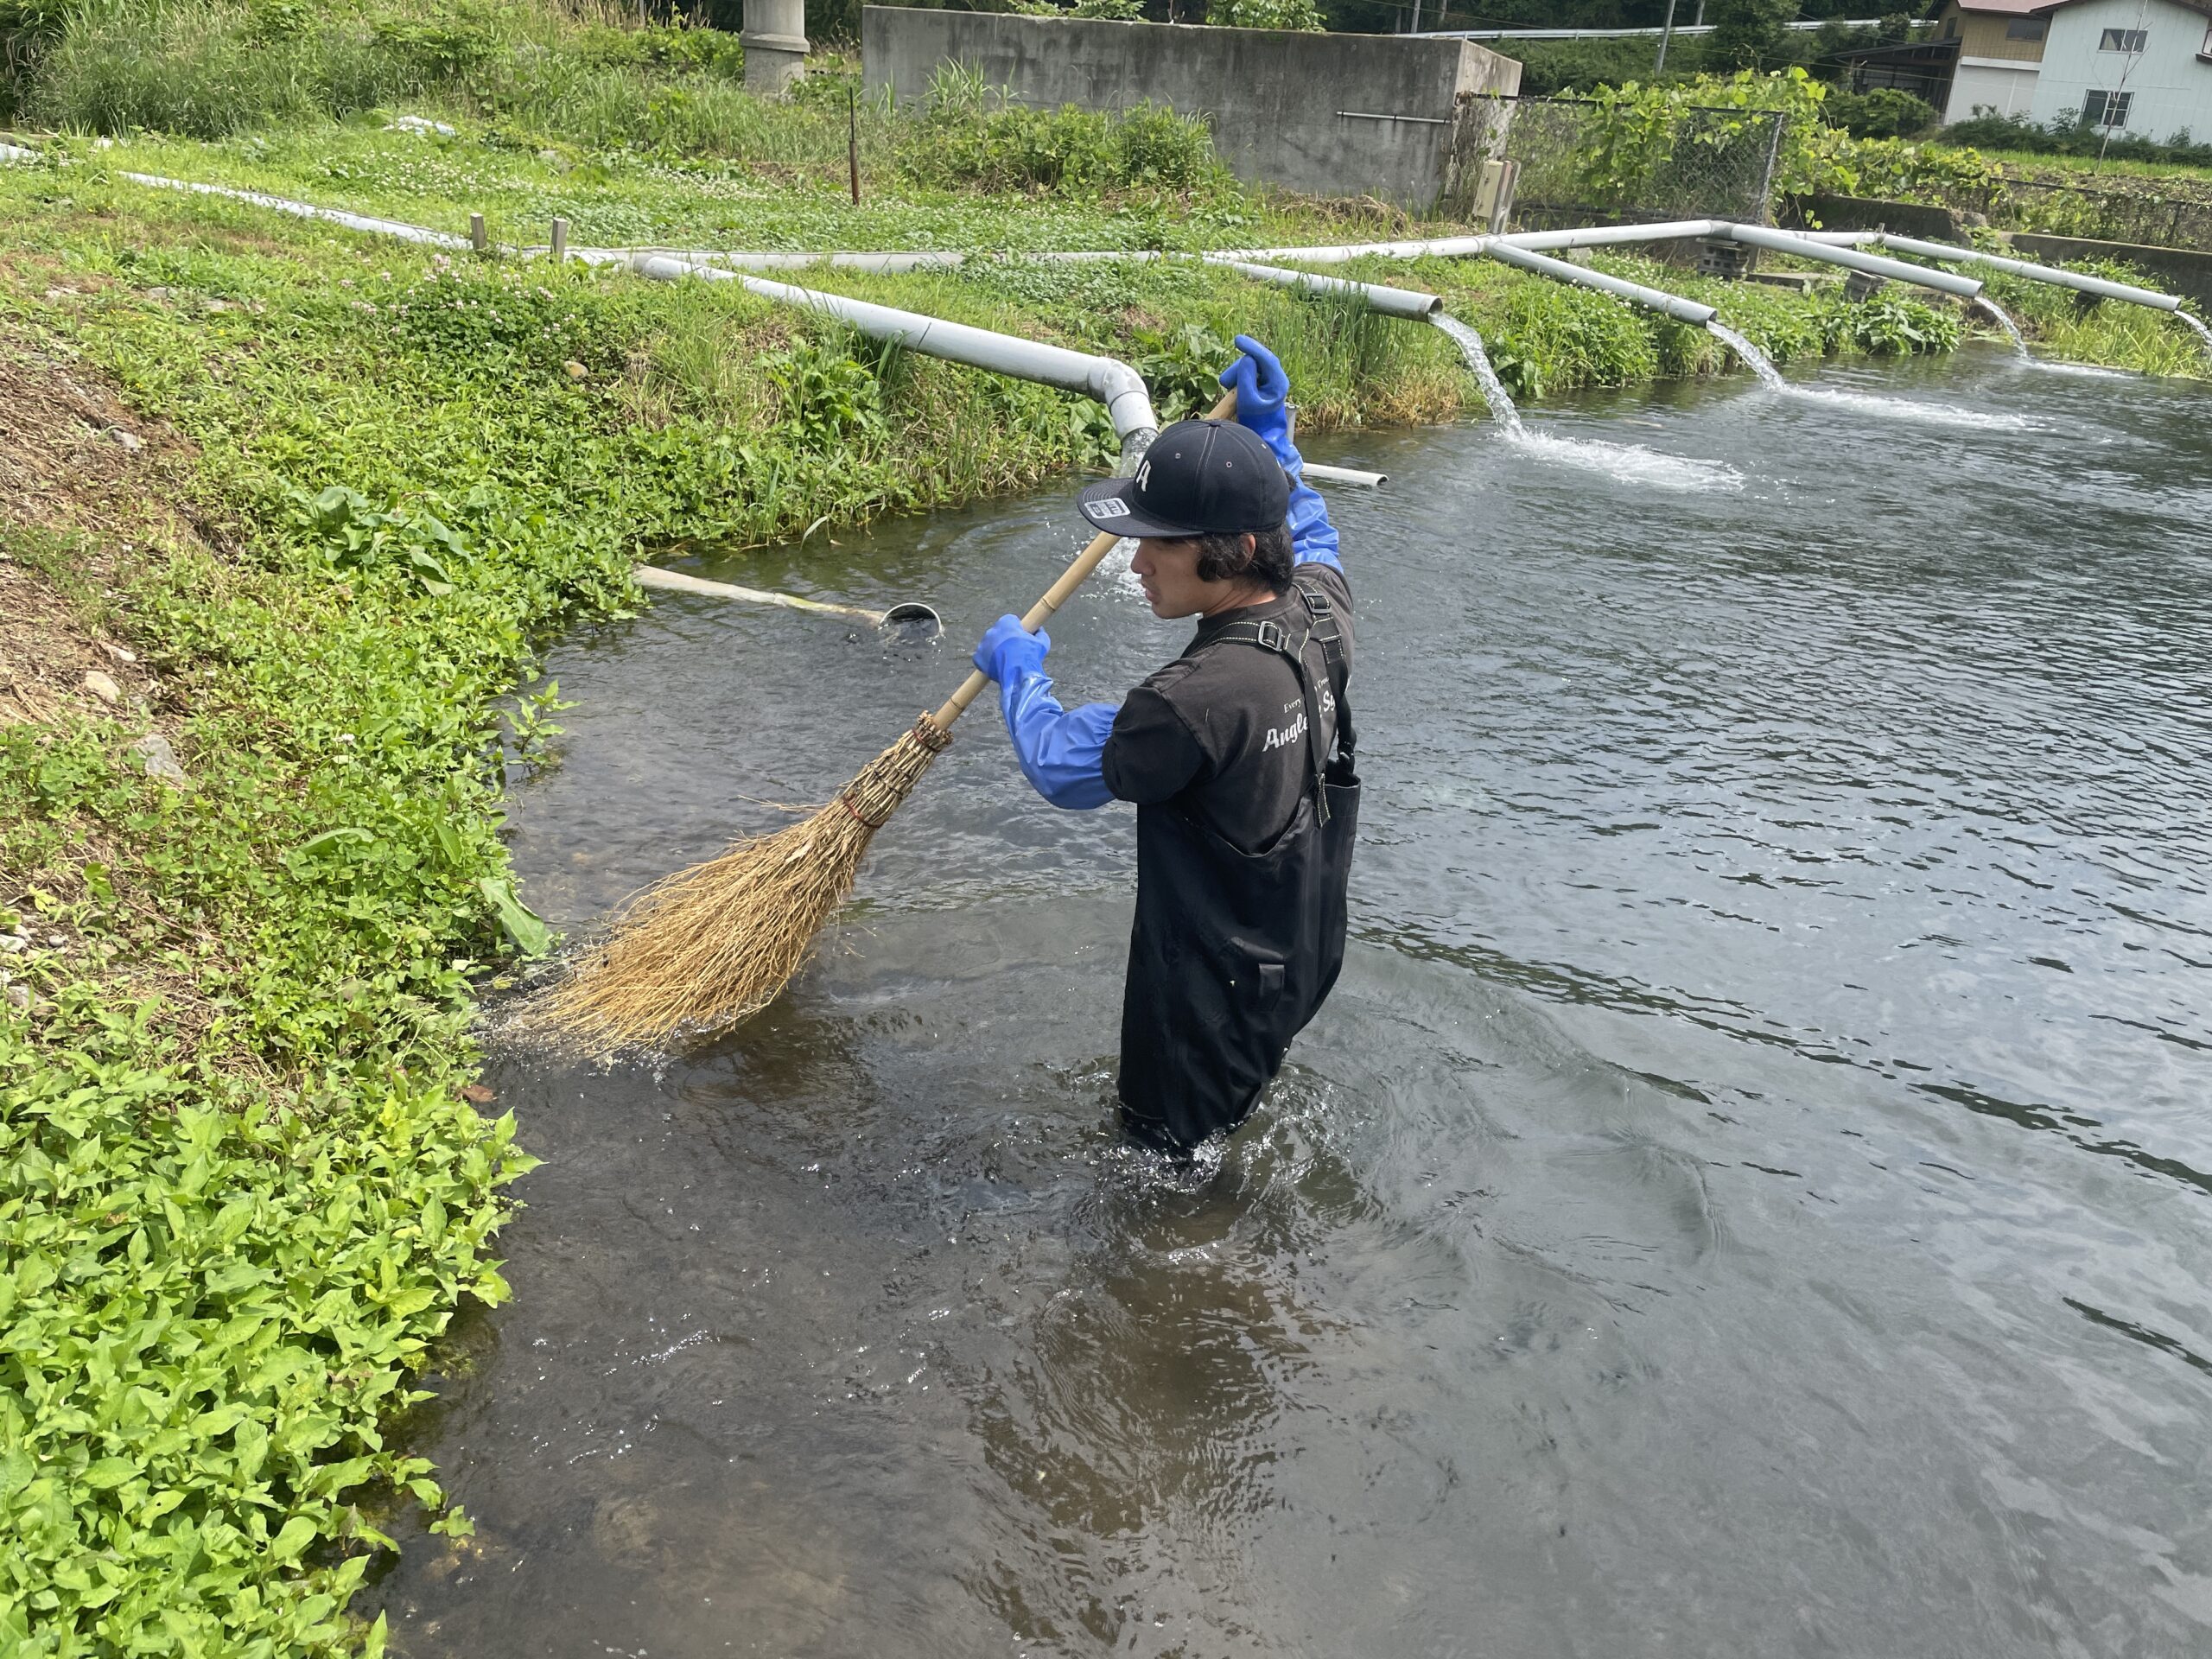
left=2082, top=88, right=2133, bottom=126
left=2005, top=16, right=2046, bottom=39
left=2098, top=26, right=2148, bottom=50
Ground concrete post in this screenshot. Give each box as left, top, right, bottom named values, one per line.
left=743, top=0, right=808, bottom=96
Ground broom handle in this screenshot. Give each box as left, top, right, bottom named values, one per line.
left=929, top=386, right=1240, bottom=732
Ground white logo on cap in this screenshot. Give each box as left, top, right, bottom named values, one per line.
left=1135, top=460, right=1152, bottom=491
left=1086, top=497, right=1129, bottom=519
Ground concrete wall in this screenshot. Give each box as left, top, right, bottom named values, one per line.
left=861, top=8, right=1520, bottom=208
left=2027, top=0, right=2212, bottom=139
left=2011, top=232, right=2212, bottom=310
left=1796, top=193, right=1986, bottom=240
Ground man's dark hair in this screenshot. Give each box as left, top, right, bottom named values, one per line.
left=1192, top=524, right=1294, bottom=591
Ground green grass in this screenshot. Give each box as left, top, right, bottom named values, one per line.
left=1964, top=147, right=2212, bottom=185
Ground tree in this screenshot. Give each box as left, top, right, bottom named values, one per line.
left=1706, top=0, right=1797, bottom=69
left=1211, top=0, right=1326, bottom=26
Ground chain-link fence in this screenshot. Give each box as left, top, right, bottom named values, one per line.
left=1447, top=94, right=1788, bottom=230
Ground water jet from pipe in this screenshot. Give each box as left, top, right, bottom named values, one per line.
left=1974, top=296, right=2030, bottom=357
left=1706, top=320, right=2033, bottom=430
left=2178, top=311, right=2212, bottom=367
left=1434, top=314, right=1741, bottom=492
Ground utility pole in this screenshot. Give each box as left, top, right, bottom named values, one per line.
left=741, top=0, right=808, bottom=96
left=1656, top=0, right=1679, bottom=71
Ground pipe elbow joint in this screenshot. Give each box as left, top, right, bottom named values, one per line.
left=1092, top=362, right=1159, bottom=451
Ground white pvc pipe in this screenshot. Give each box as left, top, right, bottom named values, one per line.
left=1230, top=222, right=1724, bottom=264
left=1219, top=235, right=1494, bottom=266
left=1497, top=219, right=1721, bottom=251
left=1484, top=240, right=1718, bottom=326
left=1419, top=16, right=1879, bottom=35
left=579, top=248, right=969, bottom=273
left=1204, top=257, right=1443, bottom=319
left=1724, top=223, right=1983, bottom=298
left=628, top=253, right=1160, bottom=451
left=118, top=172, right=474, bottom=249
left=1869, top=232, right=2181, bottom=312
left=1303, top=462, right=1388, bottom=488
left=0, top=141, right=36, bottom=164
left=582, top=245, right=1444, bottom=321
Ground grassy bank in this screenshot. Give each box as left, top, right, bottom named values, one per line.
left=3, top=22, right=2206, bottom=1655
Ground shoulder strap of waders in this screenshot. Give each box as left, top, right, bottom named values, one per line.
left=1291, top=570, right=1355, bottom=766
left=1209, top=593, right=1335, bottom=825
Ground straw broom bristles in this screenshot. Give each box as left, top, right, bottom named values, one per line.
left=517, top=713, right=953, bottom=1052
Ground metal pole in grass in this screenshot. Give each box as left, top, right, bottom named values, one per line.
left=550, top=217, right=568, bottom=264
left=849, top=86, right=861, bottom=207
left=470, top=213, right=487, bottom=256
left=518, top=387, right=1240, bottom=1054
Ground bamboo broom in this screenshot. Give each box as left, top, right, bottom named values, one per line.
left=518, top=388, right=1239, bottom=1053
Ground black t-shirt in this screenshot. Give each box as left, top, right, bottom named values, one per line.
left=1100, top=565, right=1354, bottom=855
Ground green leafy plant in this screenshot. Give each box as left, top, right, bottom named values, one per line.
left=764, top=336, right=889, bottom=450
left=1569, top=68, right=1861, bottom=219
left=289, top=486, right=470, bottom=597
left=1822, top=86, right=1938, bottom=140
left=1209, top=0, right=1325, bottom=29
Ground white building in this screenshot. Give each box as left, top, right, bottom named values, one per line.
left=2024, top=0, right=2212, bottom=137
left=1924, top=0, right=2212, bottom=137
left=1932, top=0, right=2055, bottom=122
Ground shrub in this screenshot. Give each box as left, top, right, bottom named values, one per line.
left=903, top=62, right=1227, bottom=197
left=1823, top=86, right=1937, bottom=140
left=1569, top=68, right=1861, bottom=217
left=18, top=0, right=748, bottom=143
left=1513, top=36, right=1706, bottom=97
left=1706, top=0, right=1798, bottom=71
left=1942, top=108, right=2212, bottom=168
left=25, top=2, right=416, bottom=137
left=1209, top=0, right=1325, bottom=29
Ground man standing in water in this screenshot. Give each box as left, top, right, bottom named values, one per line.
left=970, top=337, right=1358, bottom=1156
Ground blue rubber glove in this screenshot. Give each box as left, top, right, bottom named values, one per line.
left=1219, top=334, right=1342, bottom=573
left=1286, top=477, right=1341, bottom=573
left=973, top=613, right=1116, bottom=809
left=1218, top=334, right=1293, bottom=466
left=974, top=613, right=1049, bottom=686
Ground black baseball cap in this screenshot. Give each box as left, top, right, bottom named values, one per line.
left=1075, top=419, right=1290, bottom=540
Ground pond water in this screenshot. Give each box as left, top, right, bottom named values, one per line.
left=371, top=347, right=2212, bottom=1657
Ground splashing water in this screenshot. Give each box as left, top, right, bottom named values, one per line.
left=1706, top=318, right=2035, bottom=431
left=2179, top=310, right=2212, bottom=365
left=1506, top=430, right=1744, bottom=492
left=1974, top=294, right=2127, bottom=377
left=1432, top=313, right=1741, bottom=493
left=1705, top=321, right=1789, bottom=390
left=1431, top=314, right=1524, bottom=435
left=1974, top=296, right=2030, bottom=356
